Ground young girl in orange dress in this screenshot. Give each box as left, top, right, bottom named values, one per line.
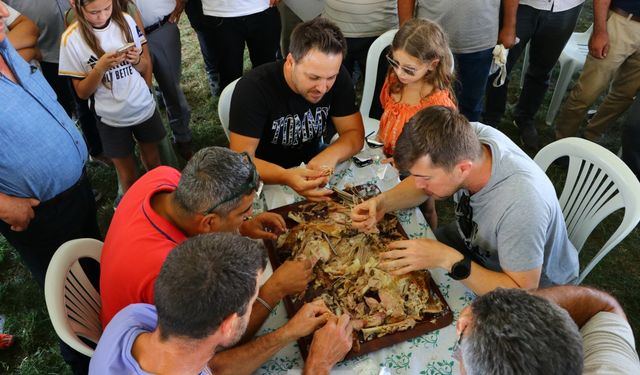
left=378, top=18, right=457, bottom=229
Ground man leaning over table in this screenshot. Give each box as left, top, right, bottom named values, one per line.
left=352, top=106, right=579, bottom=295
left=91, top=233, right=354, bottom=375
left=100, top=147, right=322, bottom=374
left=229, top=17, right=364, bottom=202
left=456, top=286, right=640, bottom=374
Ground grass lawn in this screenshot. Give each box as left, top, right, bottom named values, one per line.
left=1, top=4, right=639, bottom=373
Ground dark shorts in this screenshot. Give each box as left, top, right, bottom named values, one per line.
left=96, top=110, right=166, bottom=158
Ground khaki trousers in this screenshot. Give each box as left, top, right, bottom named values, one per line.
left=555, top=11, right=640, bottom=139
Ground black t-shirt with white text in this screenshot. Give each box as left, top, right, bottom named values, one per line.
left=229, top=61, right=357, bottom=168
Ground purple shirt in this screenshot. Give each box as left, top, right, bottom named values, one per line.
left=89, top=304, right=212, bottom=375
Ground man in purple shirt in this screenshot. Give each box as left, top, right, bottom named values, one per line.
left=90, top=233, right=354, bottom=375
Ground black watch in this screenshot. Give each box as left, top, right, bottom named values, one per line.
left=448, top=254, right=471, bottom=280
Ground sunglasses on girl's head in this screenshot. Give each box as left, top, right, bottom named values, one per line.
left=385, top=52, right=419, bottom=76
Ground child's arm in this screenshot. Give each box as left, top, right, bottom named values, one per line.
left=124, top=47, right=149, bottom=77
left=71, top=52, right=125, bottom=99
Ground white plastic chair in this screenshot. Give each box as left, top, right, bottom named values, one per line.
left=534, top=137, right=640, bottom=283
left=44, top=238, right=103, bottom=357
left=520, top=25, right=593, bottom=126
left=217, top=77, right=241, bottom=141
left=360, top=29, right=397, bottom=137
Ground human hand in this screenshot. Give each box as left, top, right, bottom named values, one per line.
left=0, top=195, right=40, bottom=231
left=497, top=25, right=517, bottom=49
left=266, top=258, right=313, bottom=299
left=124, top=47, right=141, bottom=66
left=283, top=300, right=331, bottom=340
left=350, top=197, right=384, bottom=232
left=169, top=0, right=186, bottom=23
left=304, top=314, right=353, bottom=374
left=96, top=52, right=125, bottom=72
left=285, top=168, right=332, bottom=201
left=239, top=212, right=286, bottom=240
left=589, top=29, right=609, bottom=59
left=269, top=0, right=281, bottom=7
left=379, top=239, right=460, bottom=275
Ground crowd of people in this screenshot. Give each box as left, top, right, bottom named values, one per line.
left=1, top=0, right=639, bottom=374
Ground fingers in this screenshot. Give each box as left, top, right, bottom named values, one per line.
left=337, top=313, right=351, bottom=332
left=28, top=198, right=40, bottom=207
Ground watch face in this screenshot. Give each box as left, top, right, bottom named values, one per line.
left=450, top=260, right=471, bottom=280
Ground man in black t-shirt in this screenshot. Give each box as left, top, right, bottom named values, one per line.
left=229, top=18, right=364, bottom=201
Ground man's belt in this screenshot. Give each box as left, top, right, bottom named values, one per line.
left=611, top=6, right=640, bottom=22
left=38, top=170, right=88, bottom=210
left=144, top=14, right=171, bottom=35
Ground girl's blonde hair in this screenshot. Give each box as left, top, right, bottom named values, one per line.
left=388, top=18, right=455, bottom=100
left=75, top=0, right=133, bottom=87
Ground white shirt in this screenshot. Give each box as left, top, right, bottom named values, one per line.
left=59, top=14, right=155, bottom=127
left=201, top=0, right=269, bottom=18
left=581, top=312, right=640, bottom=375
left=519, top=0, right=585, bottom=13
left=134, top=0, right=175, bottom=27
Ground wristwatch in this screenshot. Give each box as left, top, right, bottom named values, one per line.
left=448, top=254, right=471, bottom=280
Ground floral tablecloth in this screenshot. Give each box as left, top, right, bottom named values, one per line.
left=254, top=146, right=475, bottom=375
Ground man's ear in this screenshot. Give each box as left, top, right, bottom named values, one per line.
left=218, top=313, right=239, bottom=340
left=456, top=160, right=474, bottom=179
left=197, top=213, right=223, bottom=234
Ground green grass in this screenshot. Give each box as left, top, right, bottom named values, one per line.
left=1, top=4, right=639, bottom=373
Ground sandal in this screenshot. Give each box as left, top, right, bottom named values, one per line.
left=0, top=333, right=14, bottom=349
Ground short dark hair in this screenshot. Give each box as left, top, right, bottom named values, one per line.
left=394, top=106, right=482, bottom=172
left=288, top=17, right=347, bottom=62
left=175, top=147, right=254, bottom=216
left=463, top=288, right=583, bottom=375
left=154, top=233, right=267, bottom=340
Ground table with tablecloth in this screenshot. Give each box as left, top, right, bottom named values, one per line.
left=253, top=145, right=475, bottom=375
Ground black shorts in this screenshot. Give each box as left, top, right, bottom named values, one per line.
left=96, top=110, right=166, bottom=158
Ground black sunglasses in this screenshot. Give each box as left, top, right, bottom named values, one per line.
left=203, top=152, right=262, bottom=215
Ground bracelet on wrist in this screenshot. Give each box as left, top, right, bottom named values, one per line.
left=132, top=58, right=141, bottom=66
left=256, top=296, right=273, bottom=313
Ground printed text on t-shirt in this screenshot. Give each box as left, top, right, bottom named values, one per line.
left=271, top=107, right=329, bottom=146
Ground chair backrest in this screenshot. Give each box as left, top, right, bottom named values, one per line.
left=359, top=29, right=397, bottom=136
left=218, top=77, right=241, bottom=141
left=44, top=238, right=103, bottom=357
left=534, top=138, right=640, bottom=283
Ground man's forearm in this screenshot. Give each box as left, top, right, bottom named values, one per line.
left=397, top=0, right=416, bottom=25
left=210, top=328, right=293, bottom=375
left=377, top=176, right=429, bottom=213
left=254, top=157, right=291, bottom=185
left=7, top=16, right=40, bottom=50
left=531, top=286, right=626, bottom=328
left=501, top=0, right=518, bottom=31
left=593, top=0, right=612, bottom=33
left=240, top=281, right=284, bottom=341
left=460, top=263, right=540, bottom=295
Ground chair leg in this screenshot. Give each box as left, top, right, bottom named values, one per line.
left=546, top=61, right=579, bottom=126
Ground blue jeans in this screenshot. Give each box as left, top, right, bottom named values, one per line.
left=454, top=47, right=494, bottom=121
left=483, top=4, right=583, bottom=127
left=622, top=94, right=640, bottom=180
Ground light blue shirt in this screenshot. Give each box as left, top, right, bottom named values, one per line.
left=89, top=304, right=212, bottom=375
left=0, top=38, right=87, bottom=201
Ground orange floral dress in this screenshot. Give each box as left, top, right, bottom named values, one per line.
left=378, top=75, right=456, bottom=156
